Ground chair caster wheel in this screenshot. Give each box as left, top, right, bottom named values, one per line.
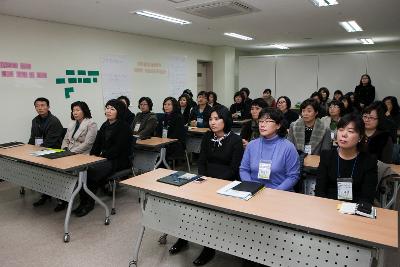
left=111, top=208, right=116, bottom=215
left=105, top=217, right=111, bottom=225
left=64, top=233, right=70, bottom=243
left=158, top=234, right=167, bottom=244
left=129, top=260, right=137, bottom=267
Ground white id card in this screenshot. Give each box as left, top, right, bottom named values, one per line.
left=162, top=128, right=168, bottom=138
left=258, top=160, right=272, bottom=180
left=237, top=111, right=241, bottom=117
left=331, top=131, right=335, bottom=140
left=134, top=123, right=141, bottom=132
left=304, top=145, right=312, bottom=154
left=337, top=178, right=353, bottom=201
left=35, top=137, right=43, bottom=146
left=196, top=117, right=203, bottom=125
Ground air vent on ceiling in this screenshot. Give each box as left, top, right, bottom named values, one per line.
left=177, top=0, right=260, bottom=19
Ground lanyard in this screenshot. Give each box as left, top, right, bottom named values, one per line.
left=336, top=149, right=358, bottom=178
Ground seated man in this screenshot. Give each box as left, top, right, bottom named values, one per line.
left=28, top=97, right=64, bottom=207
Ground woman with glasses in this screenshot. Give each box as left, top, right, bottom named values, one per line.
left=276, top=96, right=299, bottom=129
left=131, top=97, right=158, bottom=139
left=240, top=108, right=300, bottom=190
left=362, top=102, right=393, bottom=163
left=321, top=100, right=345, bottom=143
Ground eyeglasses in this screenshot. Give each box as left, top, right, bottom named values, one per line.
left=362, top=115, right=378, bottom=121
left=277, top=101, right=286, bottom=104
left=329, top=105, right=339, bottom=109
left=259, top=119, right=276, bottom=125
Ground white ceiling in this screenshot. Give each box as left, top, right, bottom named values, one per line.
left=0, top=0, right=399, bottom=50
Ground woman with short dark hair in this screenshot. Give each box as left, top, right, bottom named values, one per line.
left=240, top=98, right=268, bottom=148
left=320, top=100, right=345, bottom=143
left=131, top=97, right=158, bottom=139
left=207, top=91, right=219, bottom=107
left=316, top=113, right=378, bottom=204
left=230, top=91, right=245, bottom=120
left=169, top=105, right=244, bottom=266
left=354, top=74, right=375, bottom=110
left=178, top=94, right=192, bottom=125
left=276, top=96, right=299, bottom=129
left=240, top=108, right=300, bottom=190
left=383, top=96, right=400, bottom=128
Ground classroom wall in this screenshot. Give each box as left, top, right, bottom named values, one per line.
left=0, top=15, right=215, bottom=143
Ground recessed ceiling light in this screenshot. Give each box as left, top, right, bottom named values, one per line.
left=224, top=32, right=253, bottom=41
left=359, top=38, right=374, bottom=45
left=270, top=44, right=290, bottom=50
left=339, top=20, right=363, bottom=32
left=132, top=10, right=191, bottom=25
left=310, top=0, right=338, bottom=7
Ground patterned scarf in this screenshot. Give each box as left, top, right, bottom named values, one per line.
left=211, top=131, right=231, bottom=147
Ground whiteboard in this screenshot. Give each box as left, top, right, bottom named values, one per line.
left=367, top=52, right=400, bottom=100
left=276, top=55, right=318, bottom=105
left=239, top=56, right=276, bottom=98
left=318, top=53, right=366, bottom=94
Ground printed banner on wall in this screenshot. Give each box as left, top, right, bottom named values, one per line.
left=101, top=55, right=133, bottom=104
left=168, top=55, right=188, bottom=98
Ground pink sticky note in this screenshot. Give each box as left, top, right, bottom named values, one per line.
left=1, top=71, right=14, bottom=77
left=29, top=72, right=35, bottom=78
left=36, top=72, right=47, bottom=78
left=0, top=62, right=18, bottom=68
left=17, top=71, right=28, bottom=78
left=20, top=63, right=32, bottom=69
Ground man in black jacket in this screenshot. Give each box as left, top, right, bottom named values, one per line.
left=29, top=97, right=64, bottom=208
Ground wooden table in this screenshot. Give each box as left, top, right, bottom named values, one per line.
left=122, top=169, right=398, bottom=267
left=133, top=137, right=178, bottom=172
left=233, top=119, right=251, bottom=125
left=0, top=144, right=109, bottom=242
left=187, top=127, right=209, bottom=134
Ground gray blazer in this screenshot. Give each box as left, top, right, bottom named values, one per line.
left=61, top=118, right=97, bottom=154
left=287, top=118, right=332, bottom=155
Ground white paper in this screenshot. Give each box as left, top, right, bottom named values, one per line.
left=338, top=203, right=357, bottom=214
left=217, top=181, right=252, bottom=200
left=101, top=55, right=133, bottom=104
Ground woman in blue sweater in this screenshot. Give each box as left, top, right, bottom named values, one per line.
left=240, top=108, right=300, bottom=191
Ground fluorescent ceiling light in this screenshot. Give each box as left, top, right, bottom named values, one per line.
left=270, top=44, right=290, bottom=50
left=310, top=0, right=338, bottom=7
left=132, top=10, right=191, bottom=25
left=224, top=32, right=253, bottom=41
left=339, top=20, right=363, bottom=32
left=359, top=38, right=374, bottom=45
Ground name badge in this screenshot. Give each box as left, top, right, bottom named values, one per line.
left=331, top=131, right=335, bottom=140
left=134, top=123, right=141, bottom=132
left=197, top=117, right=203, bottom=125
left=258, top=160, right=272, bottom=180
left=237, top=111, right=241, bottom=117
left=35, top=137, right=43, bottom=146
left=304, top=145, right=312, bottom=154
left=337, top=178, right=353, bottom=201
left=162, top=128, right=168, bottom=138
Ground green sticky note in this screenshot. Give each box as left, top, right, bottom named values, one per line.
left=66, top=70, right=75, bottom=75
left=78, top=78, right=82, bottom=83
left=77, top=70, right=86, bottom=75
left=56, top=78, right=65, bottom=84
left=64, top=87, right=74, bottom=99
left=83, top=78, right=91, bottom=83
left=93, top=78, right=97, bottom=83
left=88, top=71, right=99, bottom=76
left=68, top=78, right=77, bottom=83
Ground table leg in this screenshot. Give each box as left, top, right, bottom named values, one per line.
left=63, top=171, right=84, bottom=243
left=81, top=170, right=111, bottom=225
left=154, top=147, right=170, bottom=169
left=385, top=180, right=399, bottom=209
left=130, top=191, right=147, bottom=266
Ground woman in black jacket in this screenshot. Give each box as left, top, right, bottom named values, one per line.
left=354, top=74, right=375, bottom=111
left=229, top=91, right=245, bottom=120
left=155, top=97, right=186, bottom=160
left=74, top=99, right=131, bottom=217
left=169, top=105, right=244, bottom=266
left=178, top=94, right=192, bottom=125
left=316, top=114, right=378, bottom=204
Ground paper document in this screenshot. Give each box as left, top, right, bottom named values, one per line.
left=217, top=181, right=252, bottom=200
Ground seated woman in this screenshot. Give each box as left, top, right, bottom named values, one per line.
left=178, top=94, right=192, bottom=125
left=189, top=91, right=212, bottom=128
left=315, top=113, right=378, bottom=204
left=55, top=101, right=97, bottom=212
left=383, top=96, right=400, bottom=128
left=340, top=94, right=358, bottom=115
left=230, top=91, right=245, bottom=120
left=240, top=108, right=300, bottom=190
left=117, top=95, right=135, bottom=127
left=74, top=99, right=131, bottom=217
left=320, top=100, right=345, bottom=143
left=155, top=97, right=186, bottom=160
left=276, top=96, right=299, bottom=129
left=288, top=98, right=332, bottom=155
left=169, top=105, right=244, bottom=266
left=361, top=102, right=393, bottom=163
left=207, top=91, right=220, bottom=107
left=240, top=98, right=268, bottom=147
left=131, top=97, right=158, bottom=139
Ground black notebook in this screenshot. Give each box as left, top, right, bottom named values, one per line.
left=0, top=141, right=24, bottom=149
left=232, top=181, right=264, bottom=195
left=41, top=150, right=76, bottom=159
left=157, top=171, right=201, bottom=186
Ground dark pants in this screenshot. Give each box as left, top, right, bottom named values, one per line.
left=79, top=160, right=113, bottom=206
